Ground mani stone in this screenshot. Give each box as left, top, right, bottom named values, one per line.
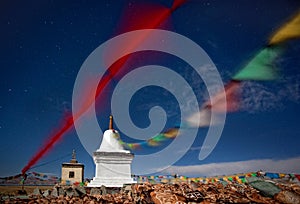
left=90, top=188, right=102, bottom=196
left=275, top=190, right=300, bottom=204
left=32, top=188, right=42, bottom=196
left=65, top=187, right=79, bottom=197
left=51, top=186, right=65, bottom=197
left=74, top=186, right=86, bottom=197
left=50, top=188, right=59, bottom=197
left=42, top=189, right=51, bottom=197
left=248, top=180, right=281, bottom=197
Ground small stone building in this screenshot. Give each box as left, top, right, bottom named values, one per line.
left=61, top=150, right=84, bottom=185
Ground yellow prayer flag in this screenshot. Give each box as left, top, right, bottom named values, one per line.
left=164, top=128, right=179, bottom=138
left=269, top=11, right=300, bottom=45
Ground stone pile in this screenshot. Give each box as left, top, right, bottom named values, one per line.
left=1, top=181, right=300, bottom=203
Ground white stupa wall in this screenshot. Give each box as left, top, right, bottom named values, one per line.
left=94, top=152, right=133, bottom=178
left=88, top=152, right=135, bottom=187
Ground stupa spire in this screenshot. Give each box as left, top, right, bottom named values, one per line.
left=70, top=149, right=78, bottom=163
left=109, top=115, right=113, bottom=130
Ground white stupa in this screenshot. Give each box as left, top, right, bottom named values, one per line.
left=88, top=115, right=135, bottom=187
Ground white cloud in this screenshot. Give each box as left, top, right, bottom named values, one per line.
left=280, top=76, right=300, bottom=102
left=161, top=157, right=300, bottom=177
left=241, top=82, right=281, bottom=113
left=240, top=75, right=300, bottom=113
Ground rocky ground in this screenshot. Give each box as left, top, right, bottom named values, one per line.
left=1, top=180, right=300, bottom=203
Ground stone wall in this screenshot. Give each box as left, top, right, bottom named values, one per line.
left=2, top=181, right=300, bottom=203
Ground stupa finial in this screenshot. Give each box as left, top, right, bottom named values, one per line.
left=109, top=115, right=113, bottom=130
left=70, top=149, right=78, bottom=163
left=72, top=149, right=76, bottom=159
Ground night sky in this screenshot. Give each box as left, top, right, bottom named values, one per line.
left=1, top=0, right=300, bottom=178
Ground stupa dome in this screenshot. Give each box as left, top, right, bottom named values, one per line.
left=97, top=116, right=129, bottom=153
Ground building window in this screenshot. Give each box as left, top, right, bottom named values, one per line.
left=69, top=171, right=75, bottom=178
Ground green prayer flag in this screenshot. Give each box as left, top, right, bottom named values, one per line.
left=152, top=134, right=165, bottom=142
left=233, top=46, right=283, bottom=81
